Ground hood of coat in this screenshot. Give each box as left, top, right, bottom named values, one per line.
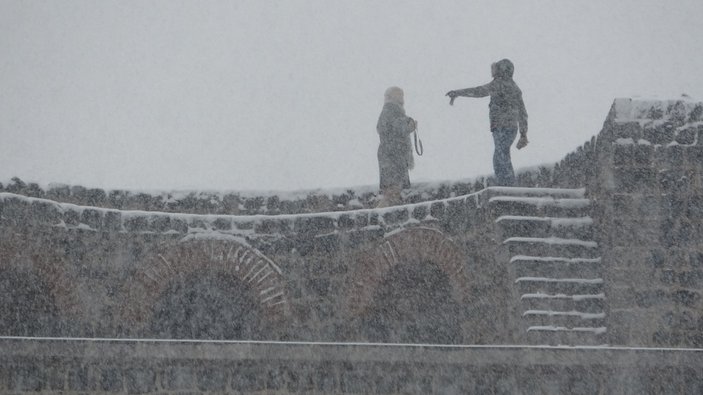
left=491, top=59, right=514, bottom=79
left=384, top=86, right=405, bottom=107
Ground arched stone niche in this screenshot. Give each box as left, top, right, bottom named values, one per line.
left=347, top=227, right=471, bottom=343
left=120, top=235, right=287, bottom=339
left=0, top=248, right=78, bottom=336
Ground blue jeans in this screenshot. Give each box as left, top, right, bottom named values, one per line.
left=492, top=127, right=518, bottom=186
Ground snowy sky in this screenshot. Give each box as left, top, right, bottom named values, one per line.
left=2, top=0, right=702, bottom=192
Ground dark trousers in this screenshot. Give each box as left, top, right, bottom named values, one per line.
left=491, top=127, right=518, bottom=186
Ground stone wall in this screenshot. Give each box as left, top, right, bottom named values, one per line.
left=0, top=187, right=514, bottom=344
left=594, top=99, right=703, bottom=348
left=2, top=97, right=703, bottom=393
left=2, top=339, right=701, bottom=394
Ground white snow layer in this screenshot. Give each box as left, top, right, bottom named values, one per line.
left=527, top=326, right=607, bottom=334
left=489, top=196, right=591, bottom=208
left=496, top=216, right=593, bottom=228
left=611, top=97, right=701, bottom=123
left=486, top=187, right=586, bottom=198
left=504, top=237, right=598, bottom=248
left=523, top=310, right=606, bottom=320
left=510, top=256, right=601, bottom=264
left=516, top=277, right=604, bottom=284
left=521, top=293, right=606, bottom=300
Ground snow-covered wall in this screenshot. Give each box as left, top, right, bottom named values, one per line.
left=1, top=98, right=703, bottom=392
left=0, top=186, right=516, bottom=344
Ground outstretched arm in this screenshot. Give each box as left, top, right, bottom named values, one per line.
left=446, top=82, right=493, bottom=105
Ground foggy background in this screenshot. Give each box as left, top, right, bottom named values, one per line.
left=2, top=0, right=702, bottom=192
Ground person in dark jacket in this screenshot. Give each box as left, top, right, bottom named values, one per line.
left=446, top=59, right=528, bottom=186
left=377, top=86, right=416, bottom=207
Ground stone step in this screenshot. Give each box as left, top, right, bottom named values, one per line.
left=515, top=277, right=604, bottom=295
left=488, top=196, right=591, bottom=218
left=523, top=327, right=608, bottom=346
left=504, top=237, right=600, bottom=259
left=513, top=258, right=603, bottom=279
left=496, top=216, right=594, bottom=240
left=520, top=294, right=606, bottom=313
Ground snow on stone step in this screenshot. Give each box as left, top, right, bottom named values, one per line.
left=516, top=277, right=603, bottom=284
left=489, top=196, right=591, bottom=208
left=527, top=326, right=607, bottom=334
left=496, top=215, right=593, bottom=227
left=521, top=292, right=605, bottom=300
left=486, top=186, right=586, bottom=198
left=511, top=256, right=601, bottom=264
left=504, top=236, right=598, bottom=248
left=496, top=216, right=595, bottom=239
left=523, top=310, right=605, bottom=320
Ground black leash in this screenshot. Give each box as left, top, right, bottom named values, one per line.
left=413, top=122, right=423, bottom=156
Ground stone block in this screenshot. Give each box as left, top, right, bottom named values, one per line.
left=443, top=199, right=469, bottom=232
left=63, top=208, right=81, bottom=226
left=672, top=289, right=700, bottom=307
left=382, top=208, right=409, bottom=225
left=103, top=211, right=122, bottom=232
left=124, top=367, right=155, bottom=394
left=255, top=218, right=280, bottom=234
left=613, top=144, right=633, bottom=166
left=412, top=205, right=428, bottom=220
left=310, top=364, right=337, bottom=392
left=430, top=201, right=446, bottom=220
left=336, top=214, right=354, bottom=229
left=123, top=216, right=148, bottom=232
left=354, top=212, right=369, bottom=228
left=635, top=194, right=662, bottom=218
left=685, top=145, right=703, bottom=165
left=229, top=361, right=266, bottom=392
left=296, top=216, right=337, bottom=235
left=80, top=208, right=102, bottom=230
left=633, top=144, right=654, bottom=166
left=675, top=127, right=697, bottom=145
left=665, top=145, right=686, bottom=168
left=46, top=365, right=66, bottom=391
left=604, top=121, right=642, bottom=142
left=197, top=367, right=228, bottom=391
left=614, top=167, right=657, bottom=193
left=31, top=200, right=61, bottom=225
left=99, top=366, right=123, bottom=392
left=212, top=217, right=232, bottom=231
left=634, top=289, right=669, bottom=308
left=9, top=365, right=45, bottom=391
left=234, top=220, right=253, bottom=230
left=643, top=123, right=675, bottom=145
left=168, top=217, right=188, bottom=233
left=68, top=365, right=95, bottom=391
left=161, top=366, right=195, bottom=390
left=611, top=193, right=634, bottom=216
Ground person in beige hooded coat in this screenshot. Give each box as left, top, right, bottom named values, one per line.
left=376, top=87, right=416, bottom=207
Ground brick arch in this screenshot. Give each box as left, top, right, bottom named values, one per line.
left=121, top=237, right=287, bottom=329
left=0, top=232, right=79, bottom=316
left=347, top=226, right=470, bottom=317
left=0, top=250, right=79, bottom=335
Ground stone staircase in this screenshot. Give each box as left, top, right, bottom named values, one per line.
left=489, top=187, right=607, bottom=346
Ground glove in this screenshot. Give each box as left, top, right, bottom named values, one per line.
left=446, top=91, right=457, bottom=106
left=516, top=135, right=528, bottom=150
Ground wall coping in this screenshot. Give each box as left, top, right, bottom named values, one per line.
left=1, top=337, right=702, bottom=365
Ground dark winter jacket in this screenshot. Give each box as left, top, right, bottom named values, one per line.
left=453, top=60, right=528, bottom=135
